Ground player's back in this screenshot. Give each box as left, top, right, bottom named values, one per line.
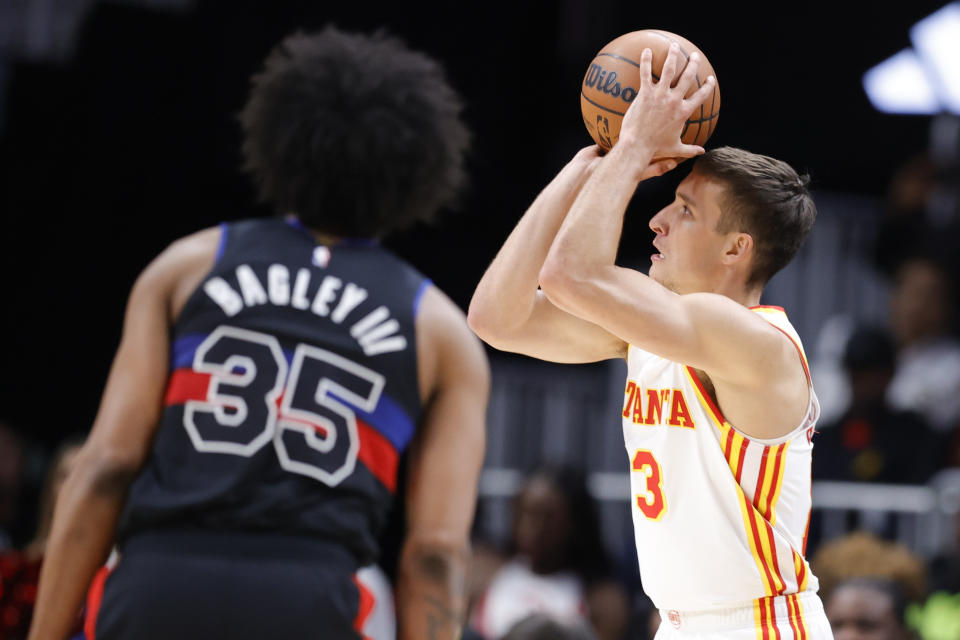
left=95, top=217, right=428, bottom=639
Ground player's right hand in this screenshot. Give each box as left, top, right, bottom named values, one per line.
left=619, top=43, right=715, bottom=163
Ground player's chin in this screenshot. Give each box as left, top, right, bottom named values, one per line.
left=648, top=261, right=664, bottom=282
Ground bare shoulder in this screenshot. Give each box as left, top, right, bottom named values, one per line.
left=137, top=225, right=222, bottom=322
left=415, top=284, right=491, bottom=402
left=681, top=293, right=800, bottom=383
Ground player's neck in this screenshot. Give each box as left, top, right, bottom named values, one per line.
left=709, top=277, right=762, bottom=308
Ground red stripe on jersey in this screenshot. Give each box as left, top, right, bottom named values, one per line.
left=762, top=518, right=787, bottom=594
left=768, top=325, right=810, bottom=380
left=758, top=594, right=771, bottom=640
left=164, top=369, right=211, bottom=406
left=684, top=366, right=726, bottom=424
left=743, top=493, right=778, bottom=596
left=795, top=551, right=808, bottom=591
left=84, top=565, right=113, bottom=640
left=754, top=446, right=771, bottom=510
left=788, top=594, right=802, bottom=640
left=785, top=595, right=797, bottom=639
left=735, top=438, right=748, bottom=484
left=769, top=597, right=782, bottom=640
left=763, top=445, right=786, bottom=519
left=795, top=594, right=810, bottom=640
left=356, top=418, right=399, bottom=493
left=352, top=575, right=376, bottom=640
left=163, top=370, right=397, bottom=491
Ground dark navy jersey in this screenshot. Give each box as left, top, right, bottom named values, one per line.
left=118, top=218, right=429, bottom=566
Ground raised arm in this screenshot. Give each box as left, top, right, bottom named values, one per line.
left=28, top=229, right=218, bottom=640
left=468, top=147, right=677, bottom=363
left=397, top=286, right=490, bottom=640
left=539, top=46, right=805, bottom=438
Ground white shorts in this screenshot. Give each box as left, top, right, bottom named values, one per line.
left=654, top=592, right=833, bottom=639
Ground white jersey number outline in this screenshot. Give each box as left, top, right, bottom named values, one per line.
left=183, top=326, right=385, bottom=487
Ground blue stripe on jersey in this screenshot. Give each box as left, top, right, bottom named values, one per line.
left=171, top=333, right=209, bottom=370
left=413, top=278, right=432, bottom=318
left=215, top=222, right=229, bottom=263
left=170, top=333, right=416, bottom=452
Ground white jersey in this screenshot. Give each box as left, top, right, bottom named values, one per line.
left=622, top=307, right=821, bottom=624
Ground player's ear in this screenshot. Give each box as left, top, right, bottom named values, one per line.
left=722, top=232, right=753, bottom=267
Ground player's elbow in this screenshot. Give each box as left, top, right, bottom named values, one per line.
left=467, top=296, right=519, bottom=347
left=77, top=445, right=146, bottom=496
left=401, top=532, right=470, bottom=586
left=538, top=260, right=585, bottom=311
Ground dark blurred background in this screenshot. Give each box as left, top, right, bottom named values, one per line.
left=0, top=0, right=946, bottom=447
left=4, top=2, right=960, bottom=638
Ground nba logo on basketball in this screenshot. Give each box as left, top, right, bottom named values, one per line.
left=668, top=610, right=681, bottom=629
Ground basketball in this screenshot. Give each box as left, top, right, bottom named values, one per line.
left=580, top=29, right=720, bottom=151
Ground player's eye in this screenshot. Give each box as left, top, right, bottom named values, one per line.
left=682, top=205, right=691, bottom=216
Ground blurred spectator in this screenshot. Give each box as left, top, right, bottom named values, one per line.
left=886, top=256, right=960, bottom=438
left=0, top=439, right=82, bottom=639
left=811, top=532, right=927, bottom=606
left=0, top=424, right=25, bottom=552
left=906, top=591, right=960, bottom=640
left=812, top=326, right=941, bottom=484
left=874, top=152, right=960, bottom=285
left=501, top=613, right=597, bottom=640
left=467, top=465, right=629, bottom=640
left=873, top=154, right=939, bottom=278
left=825, top=577, right=916, bottom=640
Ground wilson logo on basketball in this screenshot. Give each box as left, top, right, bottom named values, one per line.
left=582, top=63, right=637, bottom=103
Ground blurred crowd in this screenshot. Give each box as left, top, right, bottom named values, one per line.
left=2, top=152, right=960, bottom=639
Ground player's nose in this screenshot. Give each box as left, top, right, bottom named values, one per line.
left=649, top=208, right=668, bottom=235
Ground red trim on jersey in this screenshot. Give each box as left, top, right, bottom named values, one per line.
left=769, top=597, right=782, bottom=640
left=352, top=575, right=376, bottom=640
left=742, top=492, right=778, bottom=596
left=796, top=553, right=808, bottom=591
left=356, top=418, right=399, bottom=493
left=786, top=595, right=799, bottom=639
left=754, top=446, right=771, bottom=510
left=723, top=428, right=734, bottom=461
left=758, top=594, right=771, bottom=640
left=684, top=366, right=726, bottom=424
left=763, top=445, right=787, bottom=520
left=796, top=594, right=809, bottom=640
left=84, top=565, right=113, bottom=640
left=735, top=438, right=748, bottom=484
left=762, top=518, right=788, bottom=595
left=164, top=368, right=212, bottom=406
left=770, top=325, right=811, bottom=380
left=750, top=307, right=810, bottom=380
left=749, top=305, right=786, bottom=312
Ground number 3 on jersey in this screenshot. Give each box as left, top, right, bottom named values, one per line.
left=183, top=326, right=385, bottom=487
left=632, top=449, right=667, bottom=521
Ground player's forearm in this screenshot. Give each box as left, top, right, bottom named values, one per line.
left=28, top=463, right=129, bottom=640
left=468, top=154, right=594, bottom=335
left=547, top=142, right=655, bottom=277
left=396, top=541, right=469, bottom=640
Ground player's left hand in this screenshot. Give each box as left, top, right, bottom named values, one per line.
left=619, top=42, right=715, bottom=163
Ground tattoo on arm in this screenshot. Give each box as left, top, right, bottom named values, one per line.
left=424, top=593, right=460, bottom=640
